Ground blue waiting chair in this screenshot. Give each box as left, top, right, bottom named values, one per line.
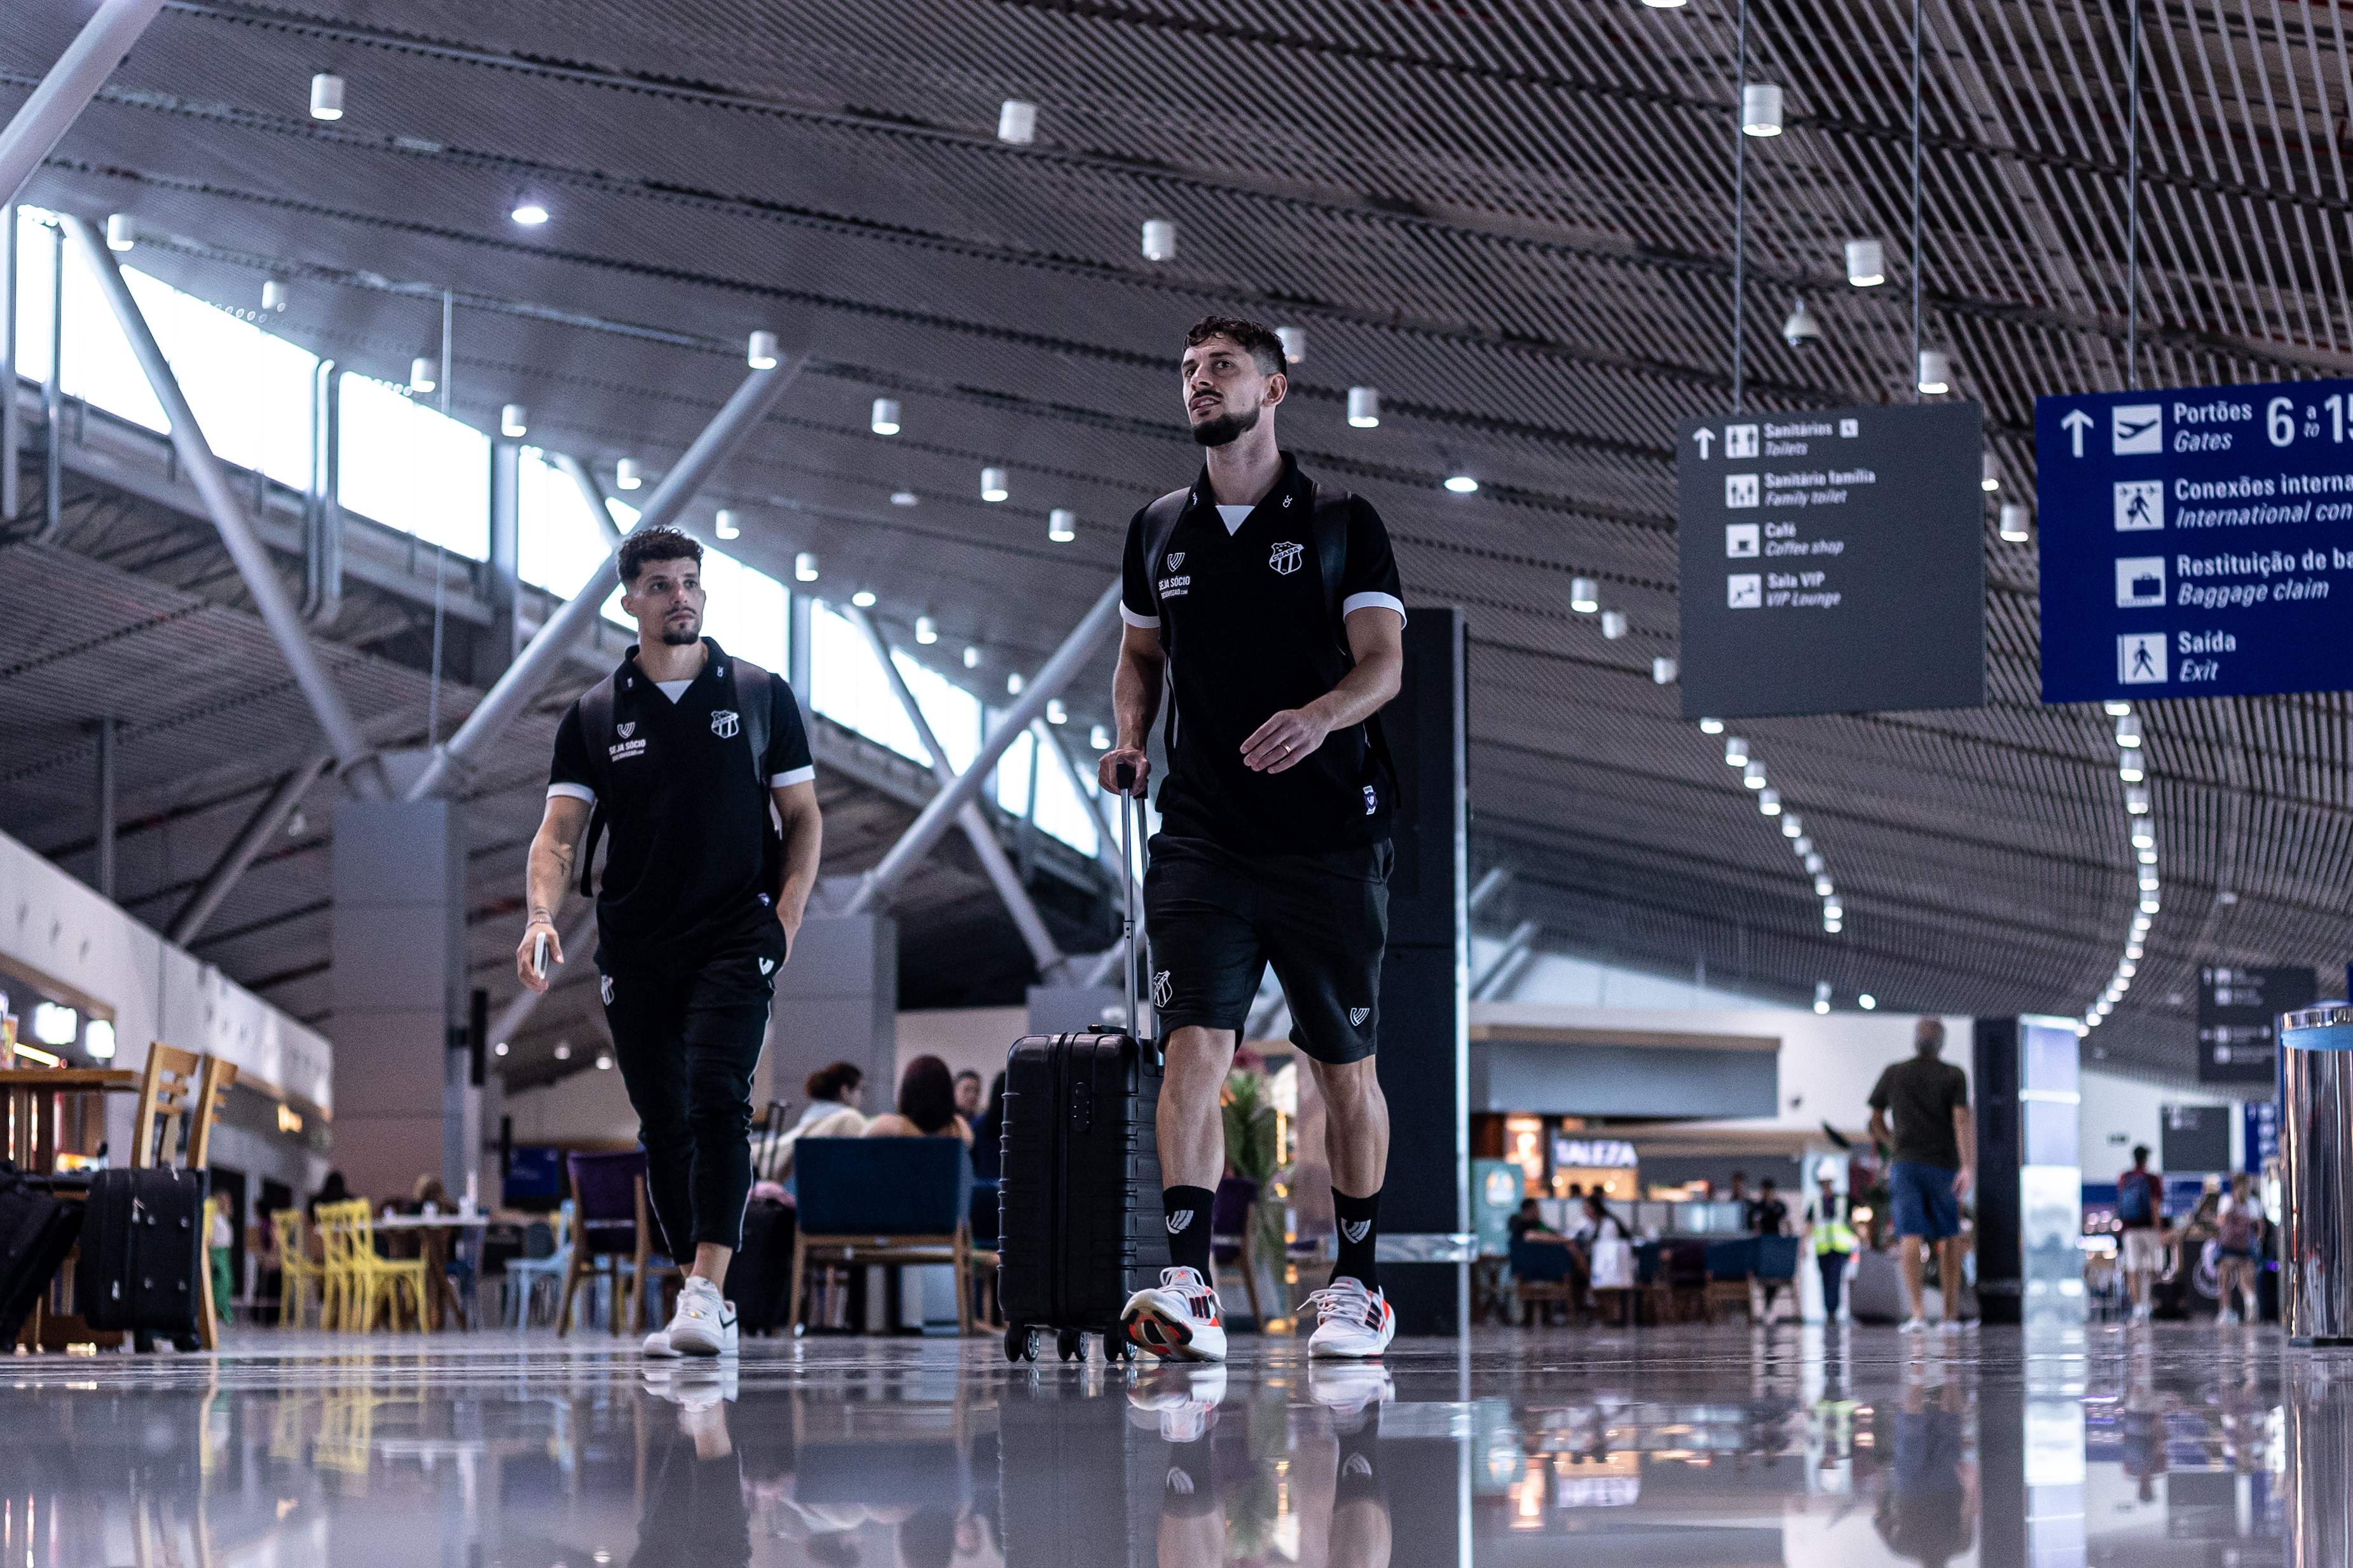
left=1706, top=1236, right=1765, bottom=1323
left=1508, top=1237, right=1577, bottom=1325
left=789, top=1138, right=980, bottom=1337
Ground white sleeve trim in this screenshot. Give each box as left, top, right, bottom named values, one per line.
left=1342, top=592, right=1408, bottom=624
left=546, top=782, right=596, bottom=805
left=769, top=765, right=816, bottom=787
left=1119, top=603, right=1162, bottom=629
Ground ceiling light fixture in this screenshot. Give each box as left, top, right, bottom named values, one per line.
left=1804, top=853, right=1824, bottom=873
left=2106, top=700, right=2133, bottom=717
left=262, top=279, right=289, bottom=311
left=980, top=467, right=1009, bottom=501
left=1601, top=610, right=1628, bottom=639
left=1845, top=238, right=1886, bottom=287
left=851, top=589, right=876, bottom=608
left=1782, top=814, right=1803, bottom=838
left=1781, top=297, right=1821, bottom=349
left=409, top=357, right=436, bottom=393
left=1699, top=718, right=1724, bottom=735
left=795, top=552, right=817, bottom=582
left=1090, top=725, right=1111, bottom=751
left=105, top=213, right=135, bottom=251
left=1277, top=326, right=1307, bottom=363
left=1007, top=673, right=1024, bottom=695
left=1444, top=472, right=1479, bottom=493
left=1724, top=736, right=1748, bottom=766
left=1347, top=386, right=1381, bottom=428
left=1999, top=503, right=2031, bottom=542
left=963, top=646, right=981, bottom=669
left=1141, top=219, right=1177, bottom=262
left=1642, top=0, right=1688, bottom=8
left=1652, top=657, right=1678, bottom=685
left=915, top=616, right=937, bottom=644
left=1048, top=508, right=1076, bottom=543
left=1758, top=787, right=1781, bottom=815
left=1982, top=452, right=2001, bottom=492
left=1814, top=981, right=1832, bottom=1014
left=748, top=331, right=779, bottom=369
left=501, top=404, right=528, bottom=437
left=1046, top=699, right=1067, bottom=725
left=615, top=458, right=642, bottom=489
left=870, top=397, right=900, bottom=435
left=713, top=509, right=739, bottom=540
left=1743, top=760, right=1767, bottom=789
left=2118, top=750, right=2144, bottom=783
left=2115, top=713, right=2142, bottom=747
left=891, top=490, right=918, bottom=506
left=997, top=99, right=1038, bottom=144
left=511, top=201, right=549, bottom=226
left=1859, top=993, right=1877, bottom=1010
left=309, top=72, right=345, bottom=121
left=1570, top=577, right=1599, bottom=613
left=1814, top=875, right=1834, bottom=897
left=1741, top=83, right=1784, bottom=136
left=1917, top=349, right=1952, bottom=394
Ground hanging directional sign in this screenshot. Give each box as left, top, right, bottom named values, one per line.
left=2197, top=963, right=2315, bottom=1086
left=2038, top=379, right=2353, bottom=702
left=1677, top=402, right=1986, bottom=718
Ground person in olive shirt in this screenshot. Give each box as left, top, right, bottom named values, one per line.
left=1867, top=1018, right=1976, bottom=1333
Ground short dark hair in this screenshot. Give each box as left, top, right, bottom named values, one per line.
left=1184, top=315, right=1286, bottom=377
left=617, top=524, right=702, bottom=587
left=954, top=1069, right=981, bottom=1086
left=805, top=1061, right=863, bottom=1103
left=897, top=1054, right=959, bottom=1135
left=2132, top=1143, right=2151, bottom=1164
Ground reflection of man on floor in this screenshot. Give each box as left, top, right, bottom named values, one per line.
left=633, top=1370, right=750, bottom=1568
left=1144, top=1366, right=1392, bottom=1568
left=1872, top=1375, right=1977, bottom=1568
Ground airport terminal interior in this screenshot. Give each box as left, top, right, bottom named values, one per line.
left=7, top=1, right=2353, bottom=1564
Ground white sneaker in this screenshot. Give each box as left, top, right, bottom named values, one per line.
left=2218, top=1308, right=2241, bottom=1325
left=1305, top=1276, right=1397, bottom=1360
left=1938, top=1318, right=1965, bottom=1336
left=1121, top=1267, right=1228, bottom=1363
left=1128, top=1365, right=1228, bottom=1442
left=1899, top=1317, right=1931, bottom=1333
left=2130, top=1302, right=2153, bottom=1325
left=1307, top=1362, right=1396, bottom=1429
left=661, top=1277, right=739, bottom=1358
left=642, top=1364, right=739, bottom=1411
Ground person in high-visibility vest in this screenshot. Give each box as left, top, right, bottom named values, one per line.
left=1807, top=1173, right=1859, bottom=1322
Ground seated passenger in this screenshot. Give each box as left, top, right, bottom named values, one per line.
left=861, top=1055, right=973, bottom=1144
left=1509, top=1198, right=1569, bottom=1244
left=764, top=1062, right=868, bottom=1180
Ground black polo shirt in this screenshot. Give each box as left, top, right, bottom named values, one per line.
left=547, top=637, right=813, bottom=964
left=1119, top=453, right=1406, bottom=856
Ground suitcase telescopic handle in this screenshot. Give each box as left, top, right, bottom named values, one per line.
left=1116, top=761, right=1139, bottom=1040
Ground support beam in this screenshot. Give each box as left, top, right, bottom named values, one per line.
left=300, top=358, right=341, bottom=626
left=1471, top=919, right=1539, bottom=1001
left=169, top=753, right=333, bottom=944
left=406, top=353, right=807, bottom=803
left=842, top=603, right=1069, bottom=981
left=1467, top=865, right=1511, bottom=915
left=2, top=203, right=17, bottom=523
left=0, top=0, right=165, bottom=207
left=549, top=451, right=622, bottom=545
left=486, top=438, right=521, bottom=674
left=92, top=716, right=117, bottom=901
left=485, top=903, right=598, bottom=1051
left=39, top=219, right=60, bottom=542
left=64, top=215, right=389, bottom=798
left=846, top=580, right=1121, bottom=914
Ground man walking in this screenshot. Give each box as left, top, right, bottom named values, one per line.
left=516, top=525, right=823, bottom=1356
left=1867, top=1018, right=1977, bottom=1334
left=1806, top=1172, right=1857, bottom=1323
left=2115, top=1144, right=2168, bottom=1324
left=1104, top=315, right=1408, bottom=1362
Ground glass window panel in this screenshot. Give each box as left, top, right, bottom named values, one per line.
left=338, top=373, right=490, bottom=558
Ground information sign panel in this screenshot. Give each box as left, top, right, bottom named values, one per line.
left=2038, top=380, right=2353, bottom=700
left=1677, top=402, right=1985, bottom=718
left=2197, top=964, right=2315, bottom=1086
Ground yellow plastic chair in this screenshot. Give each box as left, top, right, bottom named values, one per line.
left=272, top=1208, right=325, bottom=1328
left=319, top=1199, right=427, bottom=1332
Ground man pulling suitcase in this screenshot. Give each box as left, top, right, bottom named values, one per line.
left=1104, top=315, right=1408, bottom=1361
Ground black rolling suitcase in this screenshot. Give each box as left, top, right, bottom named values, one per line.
left=76, top=1167, right=207, bottom=1338
left=996, top=766, right=1169, bottom=1363
left=0, top=1162, right=85, bottom=1346
left=726, top=1103, right=799, bottom=1335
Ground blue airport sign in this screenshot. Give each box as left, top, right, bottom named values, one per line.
left=2038, top=380, right=2353, bottom=702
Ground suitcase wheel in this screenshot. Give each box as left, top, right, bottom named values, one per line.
left=1005, top=1325, right=1041, bottom=1363
left=1056, top=1328, right=1083, bottom=1363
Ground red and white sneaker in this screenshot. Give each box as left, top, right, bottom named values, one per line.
left=1121, top=1266, right=1228, bottom=1363
left=1128, top=1365, right=1229, bottom=1442
left=1305, top=1276, right=1396, bottom=1360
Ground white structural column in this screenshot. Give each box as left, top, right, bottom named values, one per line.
left=407, top=354, right=807, bottom=803
left=65, top=214, right=390, bottom=797
left=846, top=582, right=1122, bottom=914
left=842, top=603, right=1070, bottom=981
left=0, top=0, right=166, bottom=207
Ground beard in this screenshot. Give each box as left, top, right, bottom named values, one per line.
left=659, top=619, right=701, bottom=646
left=1189, top=402, right=1261, bottom=447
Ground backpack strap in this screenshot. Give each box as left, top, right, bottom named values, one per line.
left=727, top=653, right=774, bottom=791
left=1308, top=482, right=1401, bottom=811
left=572, top=672, right=620, bottom=898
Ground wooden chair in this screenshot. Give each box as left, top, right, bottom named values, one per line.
left=1705, top=1237, right=1762, bottom=1325
left=1508, top=1237, right=1579, bottom=1326
left=788, top=1138, right=982, bottom=1336
left=1649, top=1239, right=1712, bottom=1325
left=558, top=1151, right=681, bottom=1337
left=127, top=1045, right=237, bottom=1349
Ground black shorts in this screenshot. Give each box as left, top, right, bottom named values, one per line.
left=1143, top=833, right=1391, bottom=1065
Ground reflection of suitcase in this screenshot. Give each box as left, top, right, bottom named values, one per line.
left=1848, top=1247, right=1907, bottom=1323
left=77, top=1168, right=206, bottom=1336
left=0, top=1163, right=85, bottom=1345
left=995, top=769, right=1167, bottom=1362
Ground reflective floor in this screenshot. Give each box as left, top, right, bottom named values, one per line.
left=0, top=1321, right=2333, bottom=1566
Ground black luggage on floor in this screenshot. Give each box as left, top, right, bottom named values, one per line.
left=727, top=1199, right=797, bottom=1335
left=995, top=766, right=1168, bottom=1361
left=0, top=1162, right=85, bottom=1346
left=76, top=1168, right=206, bottom=1335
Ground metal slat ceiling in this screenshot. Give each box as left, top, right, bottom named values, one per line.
left=7, top=0, right=2353, bottom=1081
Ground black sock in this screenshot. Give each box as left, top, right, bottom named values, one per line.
left=1331, top=1187, right=1381, bottom=1292
left=1163, top=1186, right=1216, bottom=1278
left=1334, top=1404, right=1383, bottom=1506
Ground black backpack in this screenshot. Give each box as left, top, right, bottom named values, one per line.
left=1138, top=481, right=1399, bottom=803
left=570, top=653, right=779, bottom=897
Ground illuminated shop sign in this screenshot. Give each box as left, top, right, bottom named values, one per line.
left=1552, top=1138, right=1638, bottom=1168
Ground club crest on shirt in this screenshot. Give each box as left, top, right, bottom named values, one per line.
left=617, top=721, right=635, bottom=739
left=1349, top=1007, right=1371, bottom=1027
left=1165, top=551, right=1184, bottom=570
left=710, top=709, right=740, bottom=739
left=1269, top=540, right=1305, bottom=575
left=1151, top=970, right=1174, bottom=1009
